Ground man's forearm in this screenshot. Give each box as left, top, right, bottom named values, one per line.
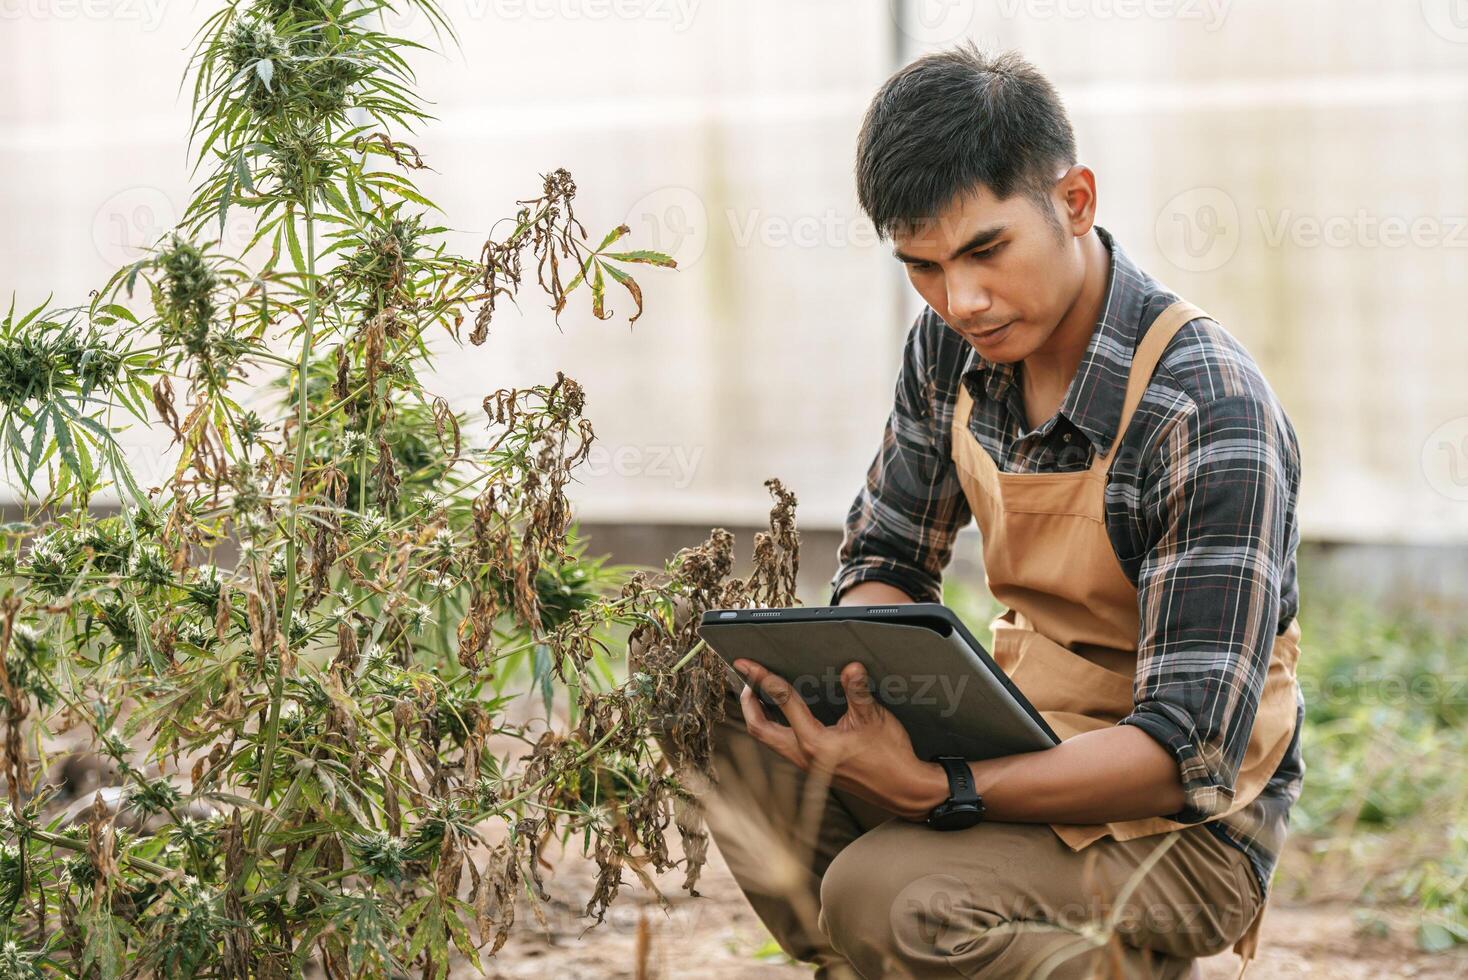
left=835, top=579, right=918, bottom=606
left=834, top=584, right=1188, bottom=824
left=897, top=725, right=1187, bottom=824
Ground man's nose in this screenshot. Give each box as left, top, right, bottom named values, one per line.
left=947, top=277, right=994, bottom=320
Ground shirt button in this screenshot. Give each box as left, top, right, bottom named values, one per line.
left=1063, top=432, right=1072, bottom=443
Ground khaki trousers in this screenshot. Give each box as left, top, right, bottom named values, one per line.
left=661, top=686, right=1263, bottom=980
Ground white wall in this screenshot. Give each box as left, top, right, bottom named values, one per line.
left=893, top=0, right=1468, bottom=544
left=2, top=1, right=1466, bottom=543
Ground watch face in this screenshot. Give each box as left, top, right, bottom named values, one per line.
left=927, top=804, right=984, bottom=831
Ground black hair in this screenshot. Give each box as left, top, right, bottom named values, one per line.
left=855, top=43, right=1077, bottom=240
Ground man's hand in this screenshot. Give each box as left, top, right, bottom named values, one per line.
left=732, top=657, right=946, bottom=822
left=731, top=655, right=1191, bottom=827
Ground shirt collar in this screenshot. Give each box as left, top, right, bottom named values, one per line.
left=959, top=225, right=1151, bottom=455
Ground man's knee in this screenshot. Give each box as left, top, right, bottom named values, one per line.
left=818, top=835, right=905, bottom=971
left=818, top=826, right=1013, bottom=975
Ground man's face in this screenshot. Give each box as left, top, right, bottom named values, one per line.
left=892, top=181, right=1085, bottom=363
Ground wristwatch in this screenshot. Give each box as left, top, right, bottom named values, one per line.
left=925, top=755, right=985, bottom=830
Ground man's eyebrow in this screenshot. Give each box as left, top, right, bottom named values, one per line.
left=892, top=225, right=1008, bottom=264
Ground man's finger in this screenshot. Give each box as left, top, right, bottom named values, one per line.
left=735, top=659, right=825, bottom=745
left=840, top=661, right=878, bottom=718
left=738, top=682, right=803, bottom=763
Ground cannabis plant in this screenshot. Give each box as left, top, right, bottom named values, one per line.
left=0, top=1, right=799, bottom=975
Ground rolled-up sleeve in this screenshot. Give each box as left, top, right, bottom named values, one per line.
left=829, top=313, right=971, bottom=605
left=1118, top=393, right=1300, bottom=823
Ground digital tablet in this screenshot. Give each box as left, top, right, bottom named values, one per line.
left=696, top=602, right=1060, bottom=762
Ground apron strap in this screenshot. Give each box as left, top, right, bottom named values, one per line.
left=1089, top=299, right=1213, bottom=474
left=954, top=377, right=973, bottom=444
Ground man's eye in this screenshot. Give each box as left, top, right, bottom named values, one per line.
left=970, top=244, right=1003, bottom=261
left=910, top=261, right=936, bottom=272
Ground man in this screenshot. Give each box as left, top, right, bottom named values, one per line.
left=700, top=44, right=1305, bottom=980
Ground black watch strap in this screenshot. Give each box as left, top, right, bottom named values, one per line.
left=932, top=755, right=980, bottom=805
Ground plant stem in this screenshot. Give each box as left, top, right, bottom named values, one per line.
left=670, top=637, right=707, bottom=673
left=27, top=827, right=173, bottom=879
left=251, top=192, right=321, bottom=837
left=483, top=636, right=710, bottom=819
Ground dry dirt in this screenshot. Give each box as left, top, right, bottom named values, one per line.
left=464, top=831, right=1468, bottom=980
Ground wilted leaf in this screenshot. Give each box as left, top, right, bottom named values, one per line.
left=602, top=263, right=646, bottom=323
left=602, top=249, right=676, bottom=268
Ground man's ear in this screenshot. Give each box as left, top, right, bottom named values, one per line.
left=1053, top=164, right=1098, bottom=237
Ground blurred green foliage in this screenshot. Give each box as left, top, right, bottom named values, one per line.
left=942, top=574, right=1468, bottom=951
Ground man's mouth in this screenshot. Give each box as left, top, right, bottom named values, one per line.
left=968, top=320, right=1015, bottom=345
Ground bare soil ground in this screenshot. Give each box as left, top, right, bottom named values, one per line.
left=464, top=833, right=1468, bottom=980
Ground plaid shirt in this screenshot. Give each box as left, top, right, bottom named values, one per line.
left=830, top=226, right=1304, bottom=899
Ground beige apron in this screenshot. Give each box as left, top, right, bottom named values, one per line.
left=948, top=299, right=1301, bottom=967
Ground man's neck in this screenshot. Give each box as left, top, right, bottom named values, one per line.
left=1021, top=230, right=1111, bottom=398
